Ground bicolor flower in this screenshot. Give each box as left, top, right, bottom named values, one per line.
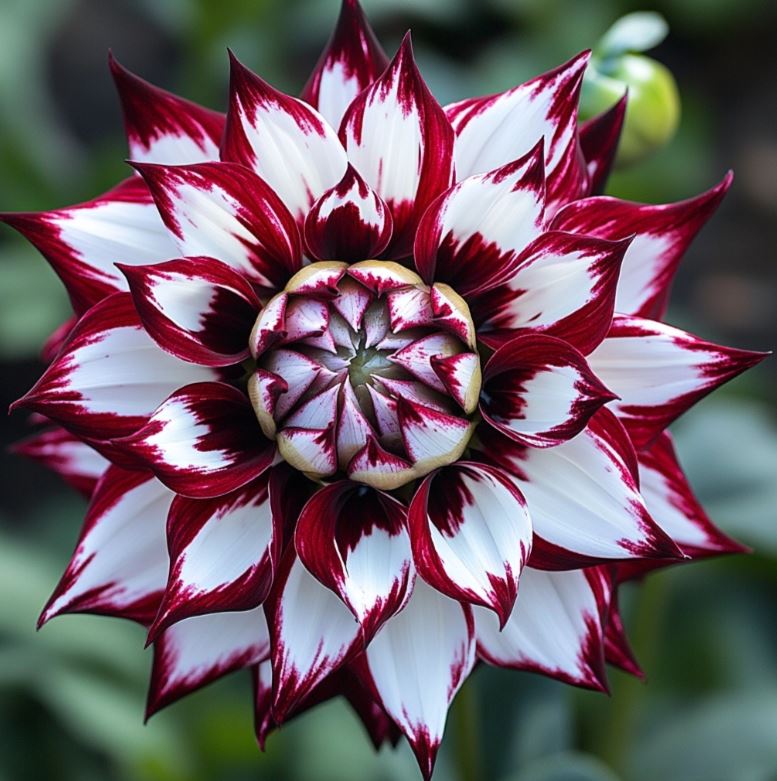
left=4, top=1, right=766, bottom=777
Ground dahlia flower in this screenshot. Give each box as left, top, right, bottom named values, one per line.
left=4, top=1, right=765, bottom=777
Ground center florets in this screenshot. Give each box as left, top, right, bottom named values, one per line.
left=248, top=261, right=481, bottom=489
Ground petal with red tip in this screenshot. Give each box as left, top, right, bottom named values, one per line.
left=362, top=579, right=475, bottom=780
left=413, top=143, right=545, bottom=292
left=446, top=52, right=590, bottom=210
left=480, top=334, right=615, bottom=448
left=134, top=161, right=302, bottom=291
left=301, top=0, right=389, bottom=128
left=304, top=165, right=393, bottom=261
left=431, top=352, right=481, bottom=414
left=578, top=95, right=627, bottom=196
left=588, top=315, right=767, bottom=448
left=347, top=435, right=417, bottom=491
left=147, top=606, right=269, bottom=717
left=0, top=178, right=176, bottom=313
left=109, top=54, right=224, bottom=165
left=604, top=593, right=643, bottom=678
left=637, top=433, right=745, bottom=557
left=119, top=382, right=276, bottom=499
left=409, top=462, right=532, bottom=625
left=12, top=427, right=109, bottom=496
left=471, top=231, right=629, bottom=355
left=267, top=552, right=361, bottom=721
left=222, top=53, right=348, bottom=223
left=473, top=411, right=682, bottom=564
left=148, top=472, right=281, bottom=640
left=12, top=294, right=220, bottom=441
left=295, top=481, right=414, bottom=638
left=475, top=566, right=611, bottom=691
left=39, top=466, right=172, bottom=627
left=340, top=34, right=455, bottom=257
left=551, top=173, right=733, bottom=318
left=120, top=256, right=260, bottom=367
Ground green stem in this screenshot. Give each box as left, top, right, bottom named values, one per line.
left=451, top=679, right=483, bottom=781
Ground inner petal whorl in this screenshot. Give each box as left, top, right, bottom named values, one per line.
left=249, top=261, right=481, bottom=489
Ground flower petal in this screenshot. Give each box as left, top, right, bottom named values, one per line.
left=604, top=592, right=643, bottom=678
left=340, top=33, right=455, bottom=257
left=300, top=0, right=389, bottom=129
left=134, top=161, right=302, bottom=291
left=409, top=462, right=532, bottom=626
left=578, top=94, right=627, bottom=196
left=362, top=579, right=475, bottom=780
left=473, top=411, right=683, bottom=564
left=266, top=552, right=361, bottom=721
left=109, top=53, right=224, bottom=165
left=295, top=481, right=414, bottom=639
left=413, top=142, right=545, bottom=292
left=119, top=382, right=276, bottom=499
left=445, top=51, right=590, bottom=210
left=471, top=231, right=630, bottom=355
left=12, top=293, right=220, bottom=441
left=551, top=173, right=733, bottom=318
left=0, top=178, right=177, bottom=313
left=120, top=256, right=260, bottom=366
left=475, top=566, right=611, bottom=691
left=222, top=52, right=348, bottom=223
left=480, top=334, right=616, bottom=447
left=39, top=466, right=172, bottom=627
left=12, top=427, right=109, bottom=497
left=148, top=471, right=282, bottom=641
left=304, top=164, right=393, bottom=261
left=587, top=315, right=767, bottom=448
left=147, top=606, right=269, bottom=717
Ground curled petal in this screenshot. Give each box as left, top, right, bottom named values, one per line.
left=120, top=256, right=260, bottom=366
left=295, top=481, right=414, bottom=639
left=480, top=334, right=616, bottom=447
left=222, top=52, right=348, bottom=223
left=109, top=53, right=224, bottom=165
left=588, top=315, right=767, bottom=448
left=134, top=161, right=302, bottom=291
left=579, top=94, right=627, bottom=196
left=304, top=165, right=393, bottom=261
left=119, top=382, right=276, bottom=499
left=39, top=466, right=172, bottom=627
left=340, top=33, right=455, bottom=257
left=551, top=173, right=733, bottom=318
left=409, top=462, right=532, bottom=625
left=475, top=566, right=611, bottom=691
left=301, top=0, right=389, bottom=129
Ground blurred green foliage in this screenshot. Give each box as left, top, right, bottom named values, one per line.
left=1, top=1, right=775, bottom=780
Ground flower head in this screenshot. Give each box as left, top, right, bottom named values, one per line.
left=3, top=2, right=766, bottom=777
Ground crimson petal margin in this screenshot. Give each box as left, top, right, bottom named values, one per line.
left=340, top=33, right=455, bottom=258
left=108, top=53, right=224, bottom=165
left=471, top=231, right=630, bottom=355
left=300, top=0, right=389, bottom=129
left=445, top=51, right=590, bottom=210
left=473, top=411, right=683, bottom=565
left=11, top=294, right=221, bottom=441
left=0, top=178, right=177, bottom=313
left=120, top=256, right=260, bottom=367
left=118, top=382, right=276, bottom=499
left=147, top=471, right=282, bottom=641
left=588, top=315, right=768, bottom=449
left=480, top=334, right=616, bottom=448
left=475, top=566, right=611, bottom=691
left=133, top=161, right=302, bottom=292
left=38, top=466, right=172, bottom=627
left=147, top=606, right=269, bottom=718
left=409, top=462, right=532, bottom=626
left=222, top=52, right=348, bottom=224
left=578, top=94, right=628, bottom=196
left=295, top=481, right=414, bottom=640
left=551, top=172, right=733, bottom=319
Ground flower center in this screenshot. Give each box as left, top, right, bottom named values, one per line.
left=248, top=261, right=481, bottom=490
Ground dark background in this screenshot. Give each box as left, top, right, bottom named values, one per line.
left=1, top=1, right=775, bottom=780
